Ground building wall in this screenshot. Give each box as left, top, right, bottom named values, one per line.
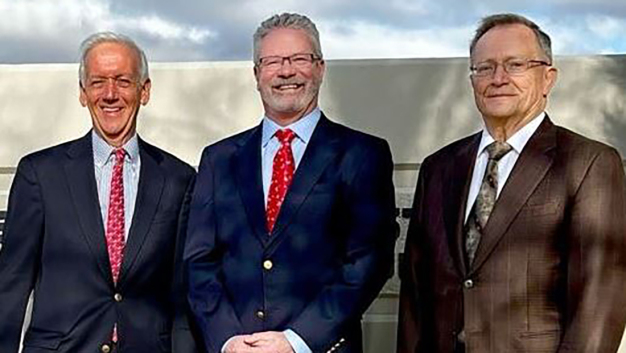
left=1, top=55, right=626, bottom=352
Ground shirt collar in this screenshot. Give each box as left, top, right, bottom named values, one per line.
left=92, top=130, right=140, bottom=167
left=261, top=108, right=322, bottom=147
left=478, top=112, right=546, bottom=156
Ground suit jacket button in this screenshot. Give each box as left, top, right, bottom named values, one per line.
left=263, top=260, right=273, bottom=270
left=463, top=279, right=474, bottom=289
left=114, top=293, right=123, bottom=302
left=101, top=343, right=111, bottom=353
left=256, top=310, right=265, bottom=320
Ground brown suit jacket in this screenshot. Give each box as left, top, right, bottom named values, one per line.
left=398, top=117, right=626, bottom=353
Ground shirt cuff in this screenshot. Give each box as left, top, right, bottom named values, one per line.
left=284, top=329, right=312, bottom=353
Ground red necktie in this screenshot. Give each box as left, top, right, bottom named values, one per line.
left=106, top=148, right=125, bottom=343
left=106, top=148, right=126, bottom=284
left=266, top=129, right=296, bottom=232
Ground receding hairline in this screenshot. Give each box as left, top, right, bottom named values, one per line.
left=79, top=32, right=149, bottom=86
left=469, top=14, right=553, bottom=63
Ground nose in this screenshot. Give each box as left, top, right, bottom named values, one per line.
left=102, top=79, right=119, bottom=101
left=491, top=64, right=510, bottom=85
left=277, top=58, right=296, bottom=77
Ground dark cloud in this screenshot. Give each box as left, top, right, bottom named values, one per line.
left=0, top=0, right=625, bottom=64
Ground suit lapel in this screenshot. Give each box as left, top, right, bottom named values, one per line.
left=268, top=116, right=340, bottom=245
left=118, top=139, right=165, bottom=285
left=443, top=134, right=481, bottom=277
left=64, top=133, right=113, bottom=284
left=234, top=125, right=269, bottom=245
left=470, top=118, right=556, bottom=273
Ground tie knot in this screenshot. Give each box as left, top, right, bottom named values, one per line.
left=275, top=129, right=296, bottom=144
left=113, top=148, right=126, bottom=163
left=485, top=141, right=512, bottom=161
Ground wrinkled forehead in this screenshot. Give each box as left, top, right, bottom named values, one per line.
left=84, top=42, right=141, bottom=76
left=472, top=24, right=543, bottom=63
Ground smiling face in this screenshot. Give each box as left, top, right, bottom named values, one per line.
left=470, top=24, right=557, bottom=128
left=79, top=41, right=151, bottom=147
left=254, top=27, right=325, bottom=126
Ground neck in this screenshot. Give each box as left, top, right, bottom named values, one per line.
left=484, top=105, right=545, bottom=142
left=266, top=101, right=318, bottom=127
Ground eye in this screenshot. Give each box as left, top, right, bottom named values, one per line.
left=291, top=55, right=311, bottom=65
left=506, top=59, right=526, bottom=72
left=116, top=78, right=133, bottom=88
left=475, top=64, right=494, bottom=75
left=261, top=56, right=281, bottom=68
left=89, top=79, right=105, bottom=88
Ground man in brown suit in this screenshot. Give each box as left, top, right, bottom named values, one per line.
left=397, top=13, right=626, bottom=353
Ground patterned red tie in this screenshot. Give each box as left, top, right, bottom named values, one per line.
left=106, top=148, right=126, bottom=284
left=106, top=148, right=125, bottom=343
left=266, top=129, right=296, bottom=232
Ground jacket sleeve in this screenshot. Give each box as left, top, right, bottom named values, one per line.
left=0, top=157, right=44, bottom=353
left=184, top=148, right=244, bottom=353
left=558, top=147, right=626, bottom=352
left=288, top=139, right=398, bottom=353
left=171, top=173, right=207, bottom=353
left=396, top=157, right=429, bottom=353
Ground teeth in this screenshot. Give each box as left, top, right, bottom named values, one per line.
left=277, top=84, right=300, bottom=90
left=102, top=107, right=121, bottom=112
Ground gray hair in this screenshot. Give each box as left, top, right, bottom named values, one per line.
left=470, top=13, right=552, bottom=64
left=79, top=32, right=149, bottom=86
left=253, top=13, right=323, bottom=65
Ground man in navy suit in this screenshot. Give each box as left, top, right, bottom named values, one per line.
left=185, top=13, right=397, bottom=353
left=0, top=33, right=198, bottom=353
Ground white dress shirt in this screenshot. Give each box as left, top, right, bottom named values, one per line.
left=464, top=112, right=546, bottom=222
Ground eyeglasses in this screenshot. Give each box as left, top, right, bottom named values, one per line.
left=470, top=58, right=551, bottom=77
left=257, top=53, right=320, bottom=71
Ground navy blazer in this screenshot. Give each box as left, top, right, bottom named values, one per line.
left=185, top=115, right=397, bottom=353
left=0, top=133, right=199, bottom=353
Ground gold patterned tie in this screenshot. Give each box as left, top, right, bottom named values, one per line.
left=465, top=141, right=512, bottom=265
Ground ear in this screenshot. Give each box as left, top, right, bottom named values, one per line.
left=543, top=66, right=558, bottom=96
left=79, top=84, right=88, bottom=107
left=316, top=59, right=326, bottom=81
left=253, top=65, right=261, bottom=91
left=140, top=78, right=152, bottom=105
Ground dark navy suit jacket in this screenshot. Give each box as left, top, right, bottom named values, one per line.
left=0, top=133, right=199, bottom=353
left=185, top=115, right=397, bottom=353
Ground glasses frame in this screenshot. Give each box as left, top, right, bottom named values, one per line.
left=470, top=58, right=551, bottom=78
left=257, top=53, right=320, bottom=71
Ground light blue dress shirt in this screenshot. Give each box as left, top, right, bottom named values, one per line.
left=261, top=108, right=321, bottom=208
left=92, top=131, right=141, bottom=240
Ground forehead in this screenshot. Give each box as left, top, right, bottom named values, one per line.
left=85, top=42, right=139, bottom=75
left=473, top=24, right=542, bottom=62
left=258, top=28, right=314, bottom=56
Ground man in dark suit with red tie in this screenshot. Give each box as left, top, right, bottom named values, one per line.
left=0, top=32, right=199, bottom=353
left=184, top=13, right=397, bottom=353
left=397, top=13, right=626, bottom=353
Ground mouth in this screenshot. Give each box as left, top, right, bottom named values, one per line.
left=272, top=83, right=305, bottom=92
left=100, top=106, right=124, bottom=114
left=486, top=92, right=516, bottom=98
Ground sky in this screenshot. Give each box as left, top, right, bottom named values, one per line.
left=0, top=0, right=625, bottom=64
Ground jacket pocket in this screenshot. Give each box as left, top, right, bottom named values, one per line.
left=22, top=327, right=64, bottom=350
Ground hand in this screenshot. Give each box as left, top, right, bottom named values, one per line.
left=224, top=335, right=260, bottom=353
left=244, top=331, right=295, bottom=353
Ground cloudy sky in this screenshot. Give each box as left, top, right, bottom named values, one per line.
left=0, top=0, right=625, bottom=64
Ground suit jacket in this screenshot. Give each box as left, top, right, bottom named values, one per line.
left=0, top=133, right=200, bottom=353
left=185, top=115, right=397, bottom=353
left=398, top=117, right=626, bottom=353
